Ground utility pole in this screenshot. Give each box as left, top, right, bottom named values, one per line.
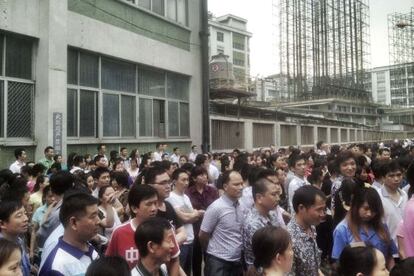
left=200, top=0, right=210, bottom=153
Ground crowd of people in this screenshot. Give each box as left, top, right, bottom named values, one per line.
left=1, top=140, right=414, bottom=275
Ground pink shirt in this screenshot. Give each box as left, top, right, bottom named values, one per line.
left=401, top=197, right=414, bottom=257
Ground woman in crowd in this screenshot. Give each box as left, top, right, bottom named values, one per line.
left=337, top=243, right=389, bottom=276
left=247, top=226, right=293, bottom=276
left=97, top=186, right=120, bottom=244
left=0, top=239, right=23, bottom=276
left=332, top=186, right=397, bottom=269
left=127, top=158, right=139, bottom=183
left=112, top=171, right=130, bottom=222
left=29, top=175, right=49, bottom=213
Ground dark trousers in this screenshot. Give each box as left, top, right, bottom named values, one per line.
left=204, top=254, right=243, bottom=276
left=179, top=243, right=193, bottom=276
left=192, top=236, right=203, bottom=276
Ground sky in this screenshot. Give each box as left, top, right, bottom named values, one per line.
left=208, top=0, right=414, bottom=76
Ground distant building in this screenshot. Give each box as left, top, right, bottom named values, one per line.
left=252, top=74, right=289, bottom=102
left=370, top=63, right=414, bottom=107
left=208, top=14, right=252, bottom=89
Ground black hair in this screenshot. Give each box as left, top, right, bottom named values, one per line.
left=53, top=154, right=62, bottom=162
left=14, top=148, right=25, bottom=159
left=144, top=167, right=167, bottom=185
left=220, top=155, right=230, bottom=173
left=191, top=145, right=197, bottom=150
left=335, top=151, right=356, bottom=176
left=337, top=244, right=377, bottom=276
left=292, top=185, right=326, bottom=213
left=160, top=160, right=172, bottom=171
left=97, top=144, right=105, bottom=151
left=33, top=175, right=47, bottom=193
left=378, top=147, right=390, bottom=155
left=171, top=168, right=188, bottom=181
left=44, top=146, right=54, bottom=154
left=86, top=256, right=130, bottom=276
left=252, top=178, right=273, bottom=202
left=383, top=160, right=402, bottom=176
left=0, top=200, right=23, bottom=223
left=94, top=155, right=106, bottom=164
left=194, top=154, right=207, bottom=167
left=371, top=160, right=387, bottom=179
left=251, top=226, right=291, bottom=270
left=1, top=177, right=28, bottom=203
left=93, top=167, right=110, bottom=180
left=173, top=147, right=179, bottom=152
left=120, top=147, right=127, bottom=152
left=73, top=155, right=85, bottom=167
left=30, top=163, right=46, bottom=177
left=98, top=185, right=114, bottom=201
left=390, top=257, right=414, bottom=276
left=134, top=217, right=172, bottom=258
left=59, top=191, right=98, bottom=228
left=0, top=239, right=20, bottom=268
left=288, top=153, right=305, bottom=168
left=128, top=184, right=157, bottom=208
left=181, top=163, right=194, bottom=174
left=221, top=170, right=239, bottom=186
left=316, top=141, right=324, bottom=149
left=111, top=171, right=129, bottom=189
left=50, top=171, right=74, bottom=196
left=189, top=166, right=208, bottom=186
left=406, top=162, right=414, bottom=199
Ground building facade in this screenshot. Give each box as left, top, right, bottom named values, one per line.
left=370, top=63, right=414, bottom=107
left=0, top=0, right=203, bottom=168
left=208, top=14, right=252, bottom=89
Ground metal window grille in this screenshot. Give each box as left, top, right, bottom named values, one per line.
left=253, top=123, right=274, bottom=148
left=7, top=81, right=34, bottom=137
left=212, top=120, right=244, bottom=150
left=301, top=126, right=314, bottom=145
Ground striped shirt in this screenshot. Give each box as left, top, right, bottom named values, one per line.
left=200, top=194, right=243, bottom=262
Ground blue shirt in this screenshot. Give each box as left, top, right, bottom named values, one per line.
left=332, top=219, right=398, bottom=260
left=39, top=237, right=99, bottom=276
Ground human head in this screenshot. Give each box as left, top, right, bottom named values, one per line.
left=14, top=148, right=26, bottom=162
left=134, top=217, right=174, bottom=264
left=94, top=155, right=108, bottom=168
left=33, top=175, right=49, bottom=193
left=98, top=185, right=115, bottom=205
left=171, top=168, right=189, bottom=192
left=86, top=256, right=130, bottom=276
left=93, top=167, right=110, bottom=189
left=111, top=171, right=129, bottom=191
left=179, top=155, right=188, bottom=167
left=59, top=191, right=100, bottom=242
left=0, top=201, right=28, bottom=237
left=222, top=170, right=243, bottom=200
left=378, top=148, right=391, bottom=161
left=190, top=166, right=208, bottom=187
left=335, top=151, right=357, bottom=177
left=44, top=146, right=54, bottom=159
left=30, top=163, right=46, bottom=178
left=160, top=160, right=174, bottom=177
left=194, top=154, right=209, bottom=169
left=43, top=185, right=55, bottom=206
left=50, top=171, right=74, bottom=197
left=128, top=184, right=158, bottom=219
left=292, top=185, right=326, bottom=226
left=383, top=160, right=403, bottom=192
left=288, top=154, right=306, bottom=178
left=173, top=147, right=180, bottom=155
left=0, top=239, right=22, bottom=276
left=252, top=178, right=281, bottom=212
left=191, top=145, right=197, bottom=153
left=73, top=155, right=86, bottom=169
left=338, top=243, right=388, bottom=276
left=349, top=187, right=388, bottom=242
left=120, top=147, right=128, bottom=158
left=97, top=144, right=106, bottom=155
left=252, top=226, right=293, bottom=274
left=146, top=167, right=170, bottom=200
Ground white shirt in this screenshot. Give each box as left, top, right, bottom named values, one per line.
left=288, top=175, right=310, bottom=214
left=377, top=186, right=408, bottom=246
left=9, top=160, right=25, bottom=174
left=188, top=152, right=197, bottom=162
left=153, top=151, right=163, bottom=161
left=170, top=153, right=180, bottom=164
left=166, top=192, right=195, bottom=244
left=208, top=163, right=220, bottom=183
left=99, top=206, right=122, bottom=240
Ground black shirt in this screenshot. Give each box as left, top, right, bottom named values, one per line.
left=156, top=200, right=183, bottom=229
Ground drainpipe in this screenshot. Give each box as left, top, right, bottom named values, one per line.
left=200, top=0, right=210, bottom=153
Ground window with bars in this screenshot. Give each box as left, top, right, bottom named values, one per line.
left=217, top=32, right=224, bottom=42
left=0, top=34, right=34, bottom=139
left=67, top=48, right=190, bottom=139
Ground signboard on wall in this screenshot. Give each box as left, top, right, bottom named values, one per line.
left=53, top=112, right=63, bottom=155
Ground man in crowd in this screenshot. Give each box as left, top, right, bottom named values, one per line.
left=199, top=170, right=244, bottom=276
left=95, top=144, right=108, bottom=163
left=316, top=141, right=329, bottom=156
left=288, top=185, right=326, bottom=276
left=377, top=147, right=391, bottom=161
left=287, top=154, right=309, bottom=214
left=91, top=167, right=110, bottom=198
left=243, top=177, right=283, bottom=266
left=153, top=143, right=166, bottom=162
left=106, top=184, right=158, bottom=268
left=170, top=147, right=181, bottom=164
left=39, top=146, right=55, bottom=172
left=189, top=145, right=198, bottom=163
left=39, top=192, right=100, bottom=275
left=9, top=148, right=27, bottom=174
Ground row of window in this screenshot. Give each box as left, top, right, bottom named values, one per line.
left=67, top=49, right=190, bottom=139
left=216, top=31, right=246, bottom=51
left=124, top=0, right=187, bottom=26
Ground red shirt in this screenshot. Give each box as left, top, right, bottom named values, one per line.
left=106, top=221, right=139, bottom=269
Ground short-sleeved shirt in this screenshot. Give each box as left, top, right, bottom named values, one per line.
left=39, top=237, right=98, bottom=276
left=9, top=160, right=25, bottom=174
left=242, top=206, right=284, bottom=265
left=288, top=175, right=310, bottom=213
left=332, top=219, right=398, bottom=260
left=287, top=217, right=321, bottom=276
left=200, top=194, right=243, bottom=262
left=32, top=204, right=48, bottom=226
left=166, top=192, right=195, bottom=244
left=106, top=220, right=139, bottom=269
left=156, top=201, right=182, bottom=230
left=131, top=261, right=168, bottom=276
left=39, top=158, right=54, bottom=171
left=377, top=186, right=408, bottom=245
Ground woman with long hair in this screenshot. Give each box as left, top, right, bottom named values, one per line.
left=29, top=175, right=49, bottom=212
left=332, top=186, right=397, bottom=269
left=246, top=226, right=293, bottom=276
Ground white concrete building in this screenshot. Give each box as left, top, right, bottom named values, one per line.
left=370, top=63, right=414, bottom=107
left=0, top=0, right=203, bottom=167
left=208, top=14, right=252, bottom=88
